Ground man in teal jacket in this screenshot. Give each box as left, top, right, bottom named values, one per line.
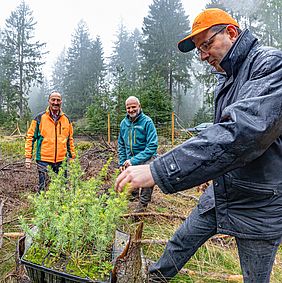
left=118, top=96, right=158, bottom=212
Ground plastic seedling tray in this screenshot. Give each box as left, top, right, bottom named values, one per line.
left=19, top=230, right=130, bottom=283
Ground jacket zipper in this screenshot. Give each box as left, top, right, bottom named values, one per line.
left=129, top=124, right=134, bottom=156
left=55, top=121, right=58, bottom=163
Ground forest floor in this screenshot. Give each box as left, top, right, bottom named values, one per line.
left=0, top=137, right=282, bottom=283
left=0, top=138, right=120, bottom=282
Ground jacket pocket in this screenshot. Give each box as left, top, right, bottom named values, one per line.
left=232, top=178, right=279, bottom=195
left=226, top=177, right=280, bottom=208
left=198, top=184, right=215, bottom=214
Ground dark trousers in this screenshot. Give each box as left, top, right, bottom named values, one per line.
left=37, top=161, right=63, bottom=191
left=131, top=186, right=154, bottom=206
left=149, top=206, right=282, bottom=282
left=131, top=156, right=156, bottom=206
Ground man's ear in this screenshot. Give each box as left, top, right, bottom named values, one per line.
left=226, top=25, right=239, bottom=42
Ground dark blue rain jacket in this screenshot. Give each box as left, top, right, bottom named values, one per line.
left=151, top=30, right=282, bottom=239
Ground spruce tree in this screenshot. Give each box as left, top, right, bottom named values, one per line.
left=140, top=0, right=193, bottom=101
left=63, top=20, right=106, bottom=119
left=1, top=1, right=46, bottom=117
left=109, top=24, right=141, bottom=87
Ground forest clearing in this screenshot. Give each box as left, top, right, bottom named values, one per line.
left=1, top=136, right=282, bottom=283
left=1, top=0, right=282, bottom=282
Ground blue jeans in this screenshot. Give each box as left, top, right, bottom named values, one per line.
left=37, top=161, right=63, bottom=192
left=149, top=206, right=282, bottom=282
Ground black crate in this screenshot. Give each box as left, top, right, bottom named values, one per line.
left=21, top=257, right=108, bottom=283
left=18, top=233, right=129, bottom=283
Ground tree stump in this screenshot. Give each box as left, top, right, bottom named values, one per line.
left=113, top=222, right=147, bottom=283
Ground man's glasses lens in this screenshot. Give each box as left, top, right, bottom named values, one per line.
left=195, top=26, right=226, bottom=56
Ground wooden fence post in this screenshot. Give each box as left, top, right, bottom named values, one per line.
left=171, top=112, right=175, bottom=146
left=108, top=113, right=111, bottom=144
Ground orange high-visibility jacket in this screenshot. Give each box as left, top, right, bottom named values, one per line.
left=25, top=108, right=75, bottom=163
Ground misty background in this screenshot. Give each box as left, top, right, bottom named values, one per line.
left=0, top=0, right=281, bottom=137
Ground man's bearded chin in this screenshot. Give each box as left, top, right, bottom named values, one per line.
left=129, top=108, right=140, bottom=119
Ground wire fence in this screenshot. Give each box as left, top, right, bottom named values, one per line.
left=78, top=112, right=195, bottom=149
left=11, top=112, right=195, bottom=152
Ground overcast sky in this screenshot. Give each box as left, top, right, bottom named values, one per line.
left=0, top=0, right=208, bottom=76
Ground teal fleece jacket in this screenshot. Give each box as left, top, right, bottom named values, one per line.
left=118, top=111, right=158, bottom=166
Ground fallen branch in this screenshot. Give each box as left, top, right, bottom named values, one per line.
left=135, top=235, right=232, bottom=246
left=1, top=169, right=27, bottom=173
left=3, top=217, right=21, bottom=225
left=135, top=239, right=168, bottom=245
left=3, top=232, right=25, bottom=239
left=175, top=192, right=199, bottom=202
left=101, top=135, right=117, bottom=152
left=0, top=198, right=7, bottom=248
left=0, top=160, right=25, bottom=172
left=122, top=212, right=186, bottom=220
left=9, top=122, right=22, bottom=137
left=179, top=267, right=243, bottom=282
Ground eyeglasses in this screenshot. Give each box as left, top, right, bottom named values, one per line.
left=195, top=26, right=226, bottom=56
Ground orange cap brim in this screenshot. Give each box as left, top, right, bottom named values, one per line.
left=178, top=26, right=211, bottom=53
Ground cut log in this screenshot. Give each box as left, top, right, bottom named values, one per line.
left=113, top=222, right=147, bottom=283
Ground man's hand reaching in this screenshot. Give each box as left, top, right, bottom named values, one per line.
left=115, top=164, right=155, bottom=192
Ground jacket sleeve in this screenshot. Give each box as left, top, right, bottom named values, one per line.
left=131, top=120, right=158, bottom=165
left=25, top=120, right=38, bottom=159
left=151, top=52, right=282, bottom=194
left=67, top=122, right=76, bottom=159
left=118, top=122, right=127, bottom=166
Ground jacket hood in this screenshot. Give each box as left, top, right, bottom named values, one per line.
left=220, top=29, right=258, bottom=78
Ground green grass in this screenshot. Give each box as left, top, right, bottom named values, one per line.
left=0, top=239, right=17, bottom=279
left=0, top=137, right=25, bottom=160
left=2, top=138, right=282, bottom=282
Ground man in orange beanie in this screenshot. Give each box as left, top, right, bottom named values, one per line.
left=116, top=8, right=282, bottom=283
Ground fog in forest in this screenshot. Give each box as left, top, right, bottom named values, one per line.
left=1, top=0, right=281, bottom=130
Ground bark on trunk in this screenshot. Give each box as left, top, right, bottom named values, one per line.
left=113, top=222, right=147, bottom=283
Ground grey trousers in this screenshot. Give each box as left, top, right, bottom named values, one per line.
left=149, top=206, right=282, bottom=283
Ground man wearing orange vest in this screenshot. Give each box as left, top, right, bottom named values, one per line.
left=25, top=91, right=75, bottom=191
